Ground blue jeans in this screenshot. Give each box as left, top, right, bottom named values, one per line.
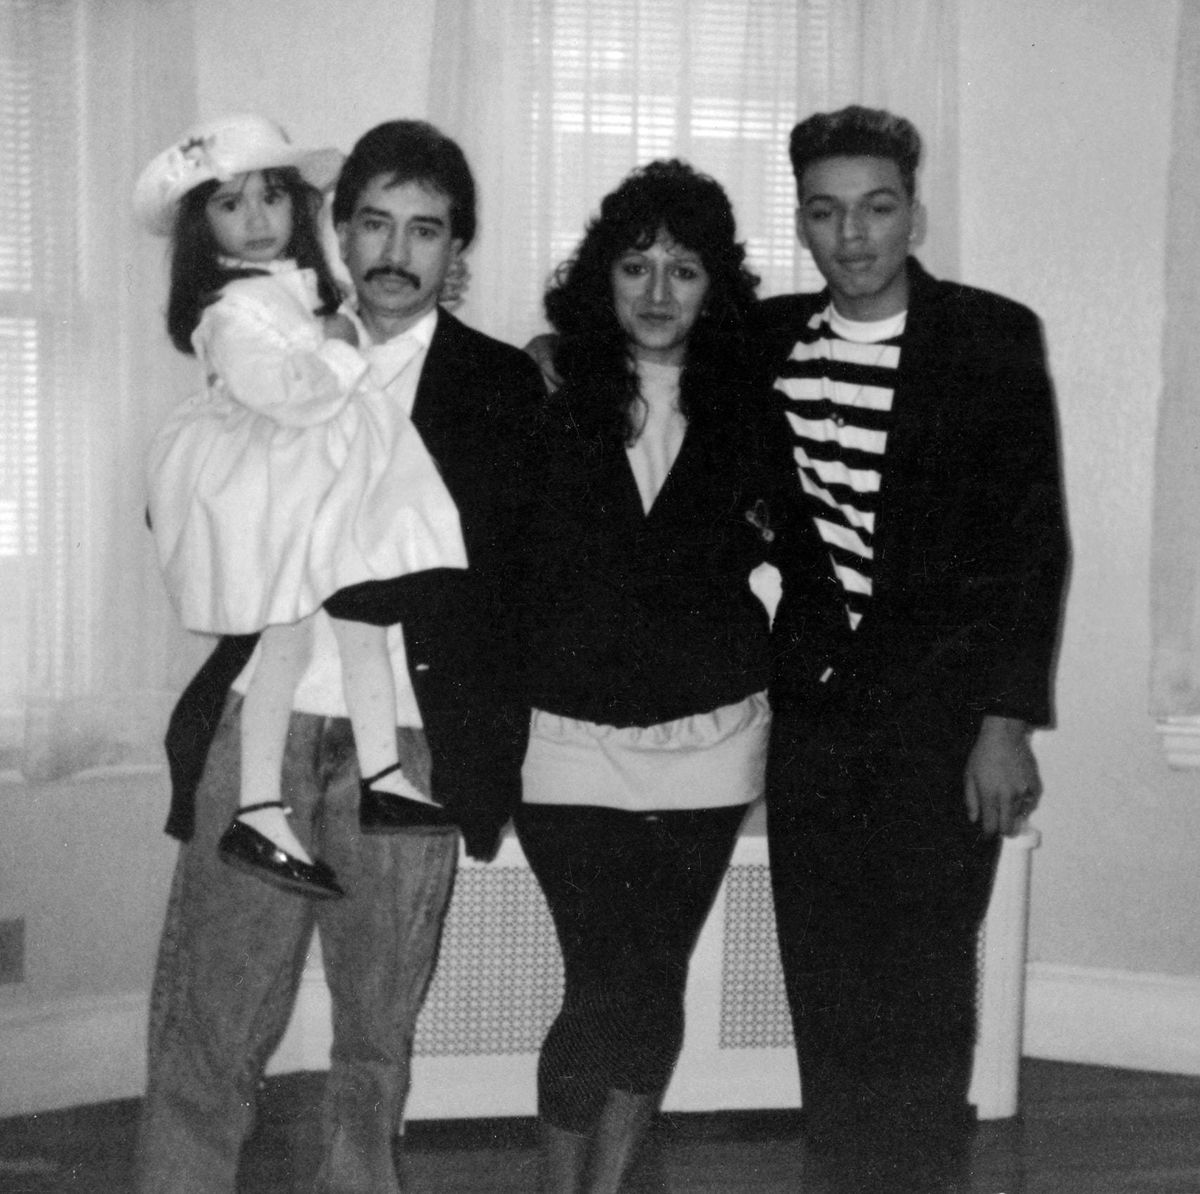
left=135, top=695, right=459, bottom=1194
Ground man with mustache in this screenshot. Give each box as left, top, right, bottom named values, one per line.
left=758, top=105, right=1068, bottom=1191
left=136, top=120, right=543, bottom=1194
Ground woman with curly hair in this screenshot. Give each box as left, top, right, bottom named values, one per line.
left=514, top=160, right=827, bottom=1192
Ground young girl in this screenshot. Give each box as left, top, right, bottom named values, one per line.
left=135, top=114, right=466, bottom=898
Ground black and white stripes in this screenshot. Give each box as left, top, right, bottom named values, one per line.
left=772, top=306, right=905, bottom=628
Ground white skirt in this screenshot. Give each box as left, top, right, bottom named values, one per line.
left=147, top=370, right=466, bottom=635
left=522, top=691, right=771, bottom=813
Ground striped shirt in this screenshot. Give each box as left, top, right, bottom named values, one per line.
left=773, top=305, right=906, bottom=629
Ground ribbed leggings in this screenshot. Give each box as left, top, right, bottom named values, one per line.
left=514, top=802, right=745, bottom=1133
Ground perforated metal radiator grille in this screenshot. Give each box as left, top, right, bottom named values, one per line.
left=414, top=856, right=999, bottom=1058
left=719, top=864, right=795, bottom=1050
left=415, top=858, right=802, bottom=1058
left=298, top=828, right=1033, bottom=1120
left=414, top=865, right=563, bottom=1057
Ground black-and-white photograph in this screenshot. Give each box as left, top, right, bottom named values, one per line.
left=1, top=2, right=1196, bottom=1191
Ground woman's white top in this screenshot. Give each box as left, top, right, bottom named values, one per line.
left=522, top=693, right=770, bottom=812
left=146, top=261, right=466, bottom=634
left=523, top=359, right=769, bottom=813
left=625, top=359, right=688, bottom=513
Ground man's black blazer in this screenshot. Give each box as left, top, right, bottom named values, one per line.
left=755, top=258, right=1069, bottom=740
left=163, top=309, right=544, bottom=859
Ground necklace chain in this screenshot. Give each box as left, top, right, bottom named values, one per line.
left=826, top=336, right=893, bottom=408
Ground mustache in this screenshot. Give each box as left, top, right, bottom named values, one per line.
left=364, top=265, right=421, bottom=288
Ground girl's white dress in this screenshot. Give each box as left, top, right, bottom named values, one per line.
left=146, top=261, right=466, bottom=634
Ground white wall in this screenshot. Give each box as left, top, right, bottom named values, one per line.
left=959, top=0, right=1197, bottom=969
left=196, top=0, right=437, bottom=162
left=959, top=0, right=1200, bottom=1069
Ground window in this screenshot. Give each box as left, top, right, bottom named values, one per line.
left=527, top=0, right=825, bottom=297
left=430, top=0, right=959, bottom=350
left=1, top=0, right=200, bottom=778
left=1151, top=0, right=1200, bottom=767
left=431, top=0, right=858, bottom=351
left=0, top=0, right=79, bottom=741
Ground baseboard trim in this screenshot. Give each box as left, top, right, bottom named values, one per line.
left=0, top=994, right=149, bottom=1118
left=0, top=968, right=328, bottom=1119
left=6, top=963, right=1200, bottom=1119
left=1024, top=963, right=1200, bottom=1074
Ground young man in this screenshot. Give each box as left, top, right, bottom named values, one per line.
left=136, top=120, right=543, bottom=1194
left=759, top=106, right=1067, bottom=1190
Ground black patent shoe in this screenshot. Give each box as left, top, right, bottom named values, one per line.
left=218, top=801, right=345, bottom=899
left=359, top=762, right=456, bottom=835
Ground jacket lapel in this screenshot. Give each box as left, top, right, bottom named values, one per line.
left=859, top=259, right=949, bottom=607
left=780, top=261, right=949, bottom=628
left=410, top=308, right=474, bottom=457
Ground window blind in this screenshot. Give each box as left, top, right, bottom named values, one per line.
left=527, top=0, right=827, bottom=298
left=0, top=0, right=79, bottom=734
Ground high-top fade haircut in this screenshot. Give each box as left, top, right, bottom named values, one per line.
left=331, top=119, right=477, bottom=248
left=788, top=105, right=922, bottom=200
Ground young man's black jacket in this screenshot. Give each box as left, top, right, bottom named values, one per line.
left=753, top=258, right=1069, bottom=742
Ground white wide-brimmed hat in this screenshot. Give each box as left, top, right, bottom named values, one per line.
left=134, top=113, right=344, bottom=236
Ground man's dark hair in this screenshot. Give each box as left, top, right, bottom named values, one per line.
left=332, top=120, right=477, bottom=247
left=789, top=105, right=922, bottom=200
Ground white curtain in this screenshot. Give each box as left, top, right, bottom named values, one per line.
left=1151, top=1, right=1200, bottom=718
left=3, top=0, right=203, bottom=779
left=426, top=0, right=961, bottom=349
left=2, top=0, right=963, bottom=779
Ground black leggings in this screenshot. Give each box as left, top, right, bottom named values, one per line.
left=514, top=803, right=746, bottom=1133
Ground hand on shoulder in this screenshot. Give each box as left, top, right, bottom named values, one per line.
left=523, top=332, right=561, bottom=392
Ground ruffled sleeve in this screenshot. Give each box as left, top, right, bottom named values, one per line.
left=195, top=271, right=370, bottom=428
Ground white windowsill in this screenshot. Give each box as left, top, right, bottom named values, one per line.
left=1155, top=717, right=1200, bottom=770
left=0, top=762, right=165, bottom=788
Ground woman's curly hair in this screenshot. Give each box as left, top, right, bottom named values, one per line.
left=544, top=159, right=760, bottom=444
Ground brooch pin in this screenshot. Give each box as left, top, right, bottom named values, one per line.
left=162, top=134, right=234, bottom=189
left=745, top=499, right=775, bottom=543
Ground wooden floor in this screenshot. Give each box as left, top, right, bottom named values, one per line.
left=2, top=1060, right=1199, bottom=1192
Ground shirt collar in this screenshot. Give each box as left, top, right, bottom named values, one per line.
left=826, top=303, right=907, bottom=344
left=341, top=301, right=439, bottom=350
left=216, top=255, right=298, bottom=276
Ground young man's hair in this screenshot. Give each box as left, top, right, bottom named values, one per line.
left=788, top=105, right=922, bottom=200
left=332, top=120, right=477, bottom=247
left=166, top=167, right=341, bottom=355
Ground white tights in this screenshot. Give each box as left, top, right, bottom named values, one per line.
left=237, top=615, right=428, bottom=863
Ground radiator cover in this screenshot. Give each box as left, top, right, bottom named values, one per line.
left=277, top=813, right=1038, bottom=1122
